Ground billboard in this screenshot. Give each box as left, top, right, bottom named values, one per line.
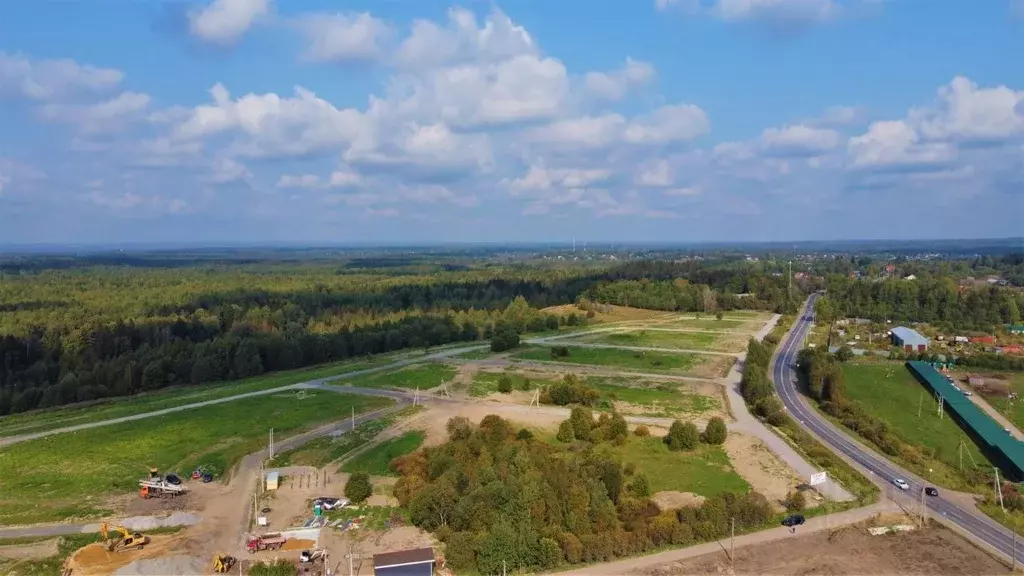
left=810, top=471, right=827, bottom=486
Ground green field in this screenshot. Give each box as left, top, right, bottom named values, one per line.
left=601, top=435, right=749, bottom=497
left=968, top=372, right=1024, bottom=430
left=839, top=362, right=994, bottom=491
left=470, top=371, right=558, bottom=397
left=268, top=406, right=422, bottom=468
left=340, top=431, right=426, bottom=476
left=663, top=318, right=760, bottom=331
left=0, top=391, right=392, bottom=525
left=584, top=376, right=723, bottom=418
left=451, top=347, right=497, bottom=361
left=347, top=363, right=457, bottom=390
left=583, top=330, right=745, bottom=352
left=512, top=346, right=731, bottom=377
left=0, top=353, right=412, bottom=439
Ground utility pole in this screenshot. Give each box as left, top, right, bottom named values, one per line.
left=995, top=467, right=1006, bottom=512
left=351, top=406, right=355, bottom=430
left=917, top=392, right=923, bottom=418
left=269, top=428, right=274, bottom=459
left=919, top=486, right=926, bottom=526
left=1013, top=530, right=1017, bottom=573
left=730, top=517, right=735, bottom=562
left=788, top=260, right=792, bottom=303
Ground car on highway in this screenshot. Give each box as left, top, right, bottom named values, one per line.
left=925, top=487, right=939, bottom=497
left=781, top=514, right=805, bottom=527
left=893, top=478, right=910, bottom=490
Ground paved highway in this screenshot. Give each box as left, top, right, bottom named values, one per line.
left=774, top=294, right=1024, bottom=564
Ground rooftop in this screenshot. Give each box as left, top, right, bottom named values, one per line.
left=374, top=547, right=435, bottom=569
left=891, top=326, right=929, bottom=345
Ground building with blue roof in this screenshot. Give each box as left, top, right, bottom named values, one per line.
left=891, top=326, right=929, bottom=352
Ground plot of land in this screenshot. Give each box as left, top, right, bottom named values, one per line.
left=583, top=376, right=726, bottom=419
left=470, top=370, right=560, bottom=397
left=640, top=519, right=1006, bottom=576
left=0, top=354, right=409, bottom=439
left=512, top=346, right=734, bottom=378
left=541, top=304, right=675, bottom=324
left=599, top=435, right=749, bottom=498
left=0, top=391, right=391, bottom=525
left=959, top=371, right=1024, bottom=430
left=341, top=431, right=426, bottom=476
left=347, top=363, right=457, bottom=390
left=579, top=330, right=747, bottom=353
left=839, top=362, right=994, bottom=491
left=662, top=318, right=763, bottom=332
left=268, top=406, right=423, bottom=468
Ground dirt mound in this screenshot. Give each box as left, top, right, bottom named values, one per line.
left=281, top=538, right=316, bottom=551
left=114, top=555, right=207, bottom=575
left=652, top=491, right=706, bottom=510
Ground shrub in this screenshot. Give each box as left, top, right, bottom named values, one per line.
left=670, top=521, right=694, bottom=545
left=703, top=417, right=727, bottom=445
left=446, top=416, right=473, bottom=441
left=628, top=473, right=651, bottom=498
left=783, top=490, right=806, bottom=512
left=344, top=471, right=373, bottom=503
left=445, top=532, right=478, bottom=570
left=665, top=420, right=699, bottom=451
left=249, top=560, right=298, bottom=576
left=497, top=374, right=513, bottom=394
left=550, top=346, right=571, bottom=358
left=519, top=376, right=532, bottom=391
left=558, top=532, right=583, bottom=564
left=556, top=420, right=575, bottom=443
left=623, top=462, right=636, bottom=476
left=569, top=406, right=593, bottom=441
left=490, top=325, right=520, bottom=352
left=539, top=537, right=562, bottom=568
left=634, top=424, right=650, bottom=437
left=715, top=312, right=724, bottom=321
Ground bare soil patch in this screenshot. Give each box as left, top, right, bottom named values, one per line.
left=638, top=520, right=1006, bottom=576
left=66, top=535, right=179, bottom=576
left=541, top=304, right=673, bottom=324
left=723, top=433, right=806, bottom=509
left=0, top=538, right=58, bottom=560
left=651, top=491, right=706, bottom=510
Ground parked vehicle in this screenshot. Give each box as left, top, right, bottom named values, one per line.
left=314, top=497, right=349, bottom=510
left=781, top=514, right=805, bottom=527
left=246, top=533, right=286, bottom=553
left=925, top=487, right=939, bottom=497
left=165, top=473, right=181, bottom=485
left=893, top=478, right=910, bottom=490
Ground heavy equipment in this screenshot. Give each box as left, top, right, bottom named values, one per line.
left=100, top=522, right=150, bottom=552
left=138, top=479, right=187, bottom=499
left=212, top=555, right=237, bottom=573
left=246, top=533, right=286, bottom=553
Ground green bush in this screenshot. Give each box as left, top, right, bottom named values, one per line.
left=703, top=417, right=727, bottom=445
left=539, top=537, right=562, bottom=568
left=665, top=420, right=699, bottom=451
left=783, top=490, right=806, bottom=512
left=344, top=471, right=372, bottom=503
left=556, top=420, right=575, bottom=442
left=634, top=424, right=651, bottom=437
left=249, top=559, right=298, bottom=576
left=497, top=374, right=513, bottom=394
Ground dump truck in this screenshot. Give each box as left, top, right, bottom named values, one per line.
left=100, top=522, right=150, bottom=553
left=246, top=533, right=286, bottom=553
left=138, top=479, right=187, bottom=499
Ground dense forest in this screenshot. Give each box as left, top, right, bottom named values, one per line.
left=391, top=413, right=773, bottom=573
left=0, top=257, right=792, bottom=415
left=819, top=276, right=1023, bottom=332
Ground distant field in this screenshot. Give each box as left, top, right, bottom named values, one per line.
left=346, top=363, right=457, bottom=390
left=268, top=406, right=423, bottom=468
left=580, top=329, right=747, bottom=353
left=960, top=371, right=1024, bottom=430
left=340, top=431, right=426, bottom=476
left=0, top=391, right=392, bottom=526
left=511, top=346, right=733, bottom=378
left=471, top=371, right=559, bottom=397
left=599, top=435, right=749, bottom=497
left=0, top=352, right=413, bottom=439
left=662, top=318, right=762, bottom=331
left=583, top=376, right=725, bottom=418
left=540, top=304, right=674, bottom=324
left=839, top=362, right=994, bottom=491
left=451, top=348, right=497, bottom=361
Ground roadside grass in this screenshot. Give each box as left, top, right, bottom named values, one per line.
left=0, top=391, right=392, bottom=526
left=0, top=353, right=410, bottom=439
left=599, top=434, right=749, bottom=497
left=451, top=348, right=497, bottom=361
left=511, top=346, right=727, bottom=376
left=837, top=362, right=994, bottom=492
left=583, top=376, right=723, bottom=418
left=347, top=363, right=457, bottom=391
left=323, top=505, right=408, bottom=531
left=341, top=431, right=426, bottom=476
left=268, top=406, right=423, bottom=468
left=583, top=330, right=746, bottom=353
left=663, top=318, right=760, bottom=331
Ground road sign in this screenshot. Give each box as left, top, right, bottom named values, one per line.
left=810, top=471, right=827, bottom=486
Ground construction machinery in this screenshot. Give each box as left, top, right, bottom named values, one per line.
left=246, top=533, right=286, bottom=554
left=300, top=548, right=326, bottom=563
left=100, top=522, right=150, bottom=553
left=139, top=479, right=187, bottom=499
left=212, top=555, right=237, bottom=573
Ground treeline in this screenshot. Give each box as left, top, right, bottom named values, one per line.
left=820, top=276, right=1023, bottom=331
left=392, top=414, right=773, bottom=574
left=739, top=338, right=786, bottom=425
left=582, top=275, right=798, bottom=314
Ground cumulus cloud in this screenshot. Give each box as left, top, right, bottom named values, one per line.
left=761, top=124, right=841, bottom=154
left=394, top=7, right=535, bottom=69
left=39, top=91, right=151, bottom=133
left=277, top=169, right=362, bottom=189
left=657, top=0, right=842, bottom=25
left=297, top=12, right=392, bottom=62
left=911, top=76, right=1024, bottom=142
left=188, top=0, right=269, bottom=45
left=0, top=52, right=122, bottom=100
left=847, top=120, right=953, bottom=169
left=506, top=164, right=612, bottom=195
left=584, top=58, right=656, bottom=101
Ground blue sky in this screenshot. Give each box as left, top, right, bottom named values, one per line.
left=1, top=0, right=1023, bottom=245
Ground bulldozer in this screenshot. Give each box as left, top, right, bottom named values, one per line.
left=213, top=555, right=237, bottom=573
left=99, top=522, right=150, bottom=553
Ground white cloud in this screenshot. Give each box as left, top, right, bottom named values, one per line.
left=813, top=105, right=865, bottom=126
left=298, top=12, right=391, bottom=62
left=761, top=124, right=840, bottom=154
left=584, top=58, right=656, bottom=101
left=189, top=0, right=270, bottom=45
left=38, top=91, right=151, bottom=133
left=911, top=76, right=1024, bottom=142
left=624, top=104, right=711, bottom=145
left=658, top=0, right=841, bottom=23
left=344, top=121, right=493, bottom=176
left=528, top=104, right=708, bottom=150
left=0, top=52, right=122, bottom=100
left=847, top=120, right=953, bottom=168
left=394, top=7, right=535, bottom=69
left=207, top=157, right=251, bottom=184
left=527, top=114, right=627, bottom=149
left=506, top=164, right=611, bottom=195
left=635, top=159, right=674, bottom=186
left=277, top=169, right=362, bottom=190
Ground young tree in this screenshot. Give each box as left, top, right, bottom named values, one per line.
left=497, top=374, right=513, bottom=394
left=703, top=417, right=727, bottom=445
left=783, top=490, right=806, bottom=512
left=556, top=420, right=575, bottom=443
left=569, top=406, right=593, bottom=441
left=664, top=420, right=699, bottom=451
left=633, top=425, right=651, bottom=437
left=345, top=471, right=373, bottom=503
left=715, top=312, right=724, bottom=321
left=628, top=473, right=651, bottom=498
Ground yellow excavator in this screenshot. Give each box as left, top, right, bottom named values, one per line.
left=99, top=522, right=150, bottom=553
left=213, top=555, right=237, bottom=573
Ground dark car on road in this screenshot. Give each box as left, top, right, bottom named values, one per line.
left=925, top=487, right=939, bottom=497
left=782, top=514, right=805, bottom=527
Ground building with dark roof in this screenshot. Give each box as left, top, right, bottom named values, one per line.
left=891, top=327, right=929, bottom=352
left=373, top=547, right=435, bottom=576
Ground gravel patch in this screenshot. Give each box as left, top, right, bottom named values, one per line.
left=114, top=554, right=207, bottom=575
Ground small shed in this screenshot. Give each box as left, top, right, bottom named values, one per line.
left=265, top=471, right=279, bottom=491
left=891, top=327, right=929, bottom=352
left=373, top=547, right=435, bottom=576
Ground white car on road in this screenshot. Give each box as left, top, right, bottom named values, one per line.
left=893, top=478, right=909, bottom=490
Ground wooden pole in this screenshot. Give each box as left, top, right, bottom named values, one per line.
left=918, top=392, right=923, bottom=418
left=730, top=517, right=735, bottom=562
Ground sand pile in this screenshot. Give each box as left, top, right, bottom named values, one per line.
left=280, top=538, right=316, bottom=551
left=114, top=555, right=207, bottom=575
